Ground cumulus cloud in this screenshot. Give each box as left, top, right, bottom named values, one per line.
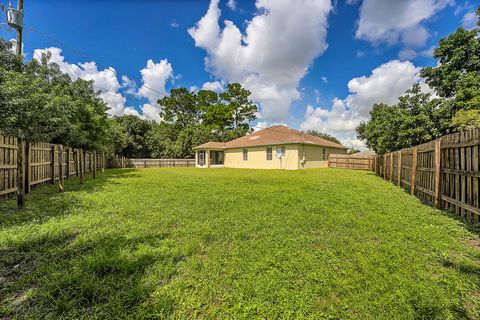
left=202, top=81, right=224, bottom=92
left=33, top=47, right=132, bottom=116
left=135, top=59, right=174, bottom=121
left=189, top=0, right=332, bottom=122
left=355, top=0, right=453, bottom=58
left=137, top=59, right=173, bottom=104
left=301, top=60, right=431, bottom=149
left=33, top=47, right=173, bottom=122
left=356, top=0, right=452, bottom=45
left=462, top=11, right=478, bottom=30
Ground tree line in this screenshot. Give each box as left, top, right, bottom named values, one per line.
left=357, top=7, right=480, bottom=154
left=0, top=38, right=259, bottom=158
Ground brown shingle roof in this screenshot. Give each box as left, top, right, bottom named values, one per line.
left=194, top=125, right=347, bottom=149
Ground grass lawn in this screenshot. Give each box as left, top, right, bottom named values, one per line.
left=1, top=168, right=480, bottom=319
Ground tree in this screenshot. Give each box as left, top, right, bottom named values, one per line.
left=219, top=83, right=258, bottom=129
left=356, top=84, right=452, bottom=153
left=0, top=41, right=111, bottom=151
left=305, top=130, right=341, bottom=144
left=420, top=8, right=479, bottom=111
left=451, top=109, right=480, bottom=131
left=158, top=88, right=200, bottom=128
left=113, top=115, right=154, bottom=158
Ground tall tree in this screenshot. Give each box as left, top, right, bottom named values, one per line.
left=356, top=84, right=451, bottom=153
left=420, top=7, right=479, bottom=112
left=220, top=83, right=258, bottom=129
left=158, top=88, right=200, bottom=128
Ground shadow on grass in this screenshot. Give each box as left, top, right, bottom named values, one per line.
left=0, top=169, right=140, bottom=228
left=0, top=221, right=186, bottom=318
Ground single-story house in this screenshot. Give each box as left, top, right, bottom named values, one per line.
left=194, top=125, right=348, bottom=170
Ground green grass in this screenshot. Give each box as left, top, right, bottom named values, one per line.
left=1, top=168, right=480, bottom=319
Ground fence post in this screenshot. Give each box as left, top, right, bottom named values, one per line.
left=397, top=150, right=402, bottom=186
left=121, top=156, right=124, bottom=169
left=79, top=149, right=84, bottom=184
left=65, top=148, right=70, bottom=179
left=51, top=145, right=56, bottom=185
left=58, top=145, right=64, bottom=192
left=389, top=153, right=394, bottom=181
left=102, top=152, right=105, bottom=172
left=383, top=154, right=387, bottom=178
left=75, top=149, right=79, bottom=177
left=434, top=139, right=442, bottom=208
left=25, top=142, right=31, bottom=194
left=411, top=147, right=418, bottom=195
left=93, top=150, right=97, bottom=179
left=17, top=139, right=25, bottom=208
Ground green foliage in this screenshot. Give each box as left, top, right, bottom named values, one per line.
left=0, top=35, right=256, bottom=158
left=306, top=129, right=341, bottom=144
left=357, top=84, right=452, bottom=153
left=1, top=169, right=480, bottom=318
left=452, top=109, right=480, bottom=131
left=0, top=38, right=110, bottom=150
left=112, top=115, right=155, bottom=158
left=147, top=84, right=257, bottom=158
left=347, top=148, right=360, bottom=155
left=420, top=10, right=480, bottom=110
left=358, top=10, right=480, bottom=152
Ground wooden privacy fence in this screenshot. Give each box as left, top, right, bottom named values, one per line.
left=373, top=128, right=480, bottom=223
left=108, top=157, right=195, bottom=169
left=1, top=135, right=106, bottom=202
left=328, top=154, right=373, bottom=170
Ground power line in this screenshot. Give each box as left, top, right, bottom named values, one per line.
left=23, top=23, right=166, bottom=98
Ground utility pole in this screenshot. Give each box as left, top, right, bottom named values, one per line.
left=7, top=0, right=25, bottom=207
left=15, top=0, right=23, bottom=56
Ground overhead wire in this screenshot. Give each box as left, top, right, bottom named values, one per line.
left=23, top=23, right=166, bottom=98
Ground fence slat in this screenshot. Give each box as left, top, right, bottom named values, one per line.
left=374, top=128, right=480, bottom=223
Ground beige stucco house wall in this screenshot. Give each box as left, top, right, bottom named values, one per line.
left=194, top=125, right=348, bottom=170
left=224, top=144, right=299, bottom=170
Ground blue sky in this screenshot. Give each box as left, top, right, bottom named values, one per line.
left=0, top=0, right=477, bottom=148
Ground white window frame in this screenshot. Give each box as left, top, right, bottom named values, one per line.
left=266, top=147, right=272, bottom=160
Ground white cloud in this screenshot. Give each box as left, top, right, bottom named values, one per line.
left=355, top=0, right=453, bottom=56
left=227, top=0, right=237, bottom=10
left=170, top=21, right=180, bottom=28
left=135, top=59, right=174, bottom=122
left=301, top=60, right=432, bottom=149
left=202, top=81, right=224, bottom=92
left=188, top=0, right=332, bottom=122
left=252, top=121, right=269, bottom=131
left=140, top=103, right=162, bottom=123
left=462, top=11, right=477, bottom=30
left=33, top=47, right=130, bottom=116
left=137, top=59, right=173, bottom=104
left=345, top=60, right=423, bottom=117
left=121, top=75, right=137, bottom=95
left=33, top=47, right=173, bottom=122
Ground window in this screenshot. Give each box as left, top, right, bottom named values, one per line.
left=243, top=149, right=248, bottom=161
left=323, top=148, right=326, bottom=160
left=266, top=147, right=272, bottom=160
left=198, top=150, right=205, bottom=166
left=276, top=147, right=285, bottom=158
